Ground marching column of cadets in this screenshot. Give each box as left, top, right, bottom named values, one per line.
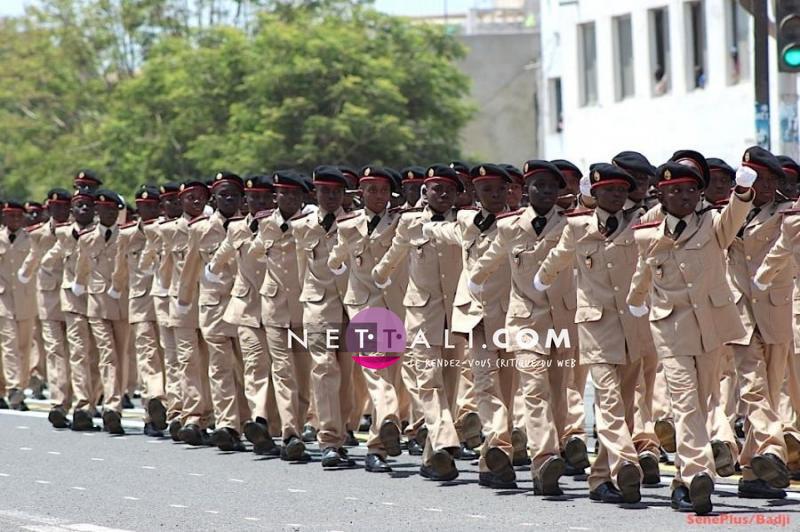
left=1, top=147, right=799, bottom=515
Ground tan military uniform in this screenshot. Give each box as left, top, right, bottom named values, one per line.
left=538, top=207, right=646, bottom=491
left=75, top=224, right=130, bottom=414
left=112, top=219, right=166, bottom=422
left=470, top=205, right=577, bottom=480
left=628, top=192, right=752, bottom=488
left=328, top=207, right=405, bottom=456
left=728, top=199, right=795, bottom=478
left=0, top=227, right=36, bottom=406
left=19, top=219, right=72, bottom=409
left=425, top=207, right=514, bottom=472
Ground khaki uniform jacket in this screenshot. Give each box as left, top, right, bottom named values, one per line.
left=206, top=214, right=264, bottom=329
left=425, top=208, right=509, bottom=341
left=141, top=217, right=176, bottom=324
left=726, top=199, right=795, bottom=346
left=292, top=208, right=348, bottom=333
left=41, top=222, right=93, bottom=316
left=373, top=206, right=460, bottom=346
left=178, top=211, right=237, bottom=336
left=0, top=228, right=36, bottom=321
left=112, top=219, right=157, bottom=324
left=161, top=215, right=199, bottom=329
left=75, top=225, right=127, bottom=321
left=20, top=219, right=64, bottom=321
left=327, top=208, right=405, bottom=318
left=470, top=206, right=576, bottom=354
left=627, top=192, right=752, bottom=358
left=537, top=209, right=647, bottom=364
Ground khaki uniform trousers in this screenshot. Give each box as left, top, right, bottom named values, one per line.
left=174, top=327, right=213, bottom=428
left=41, top=319, right=71, bottom=409
left=718, top=347, right=739, bottom=434
left=88, top=318, right=129, bottom=413
left=652, top=362, right=673, bottom=422
left=632, top=350, right=662, bottom=458
left=307, top=331, right=354, bottom=449
left=264, top=325, right=311, bottom=441
left=29, top=319, right=46, bottom=384
left=563, top=360, right=589, bottom=444
left=661, top=353, right=720, bottom=489
left=204, top=331, right=249, bottom=432
left=733, top=330, right=789, bottom=480
left=469, top=323, right=516, bottom=473
left=0, top=317, right=33, bottom=404
left=125, top=332, right=138, bottom=395
left=441, top=335, right=479, bottom=444
left=65, top=312, right=99, bottom=412
left=400, top=347, right=425, bottom=439
left=238, top=325, right=271, bottom=423
left=780, top=348, right=800, bottom=467
left=362, top=361, right=402, bottom=456
left=588, top=359, right=644, bottom=492
left=133, top=321, right=166, bottom=422
left=517, top=347, right=569, bottom=480
left=154, top=296, right=181, bottom=422
left=348, top=363, right=371, bottom=429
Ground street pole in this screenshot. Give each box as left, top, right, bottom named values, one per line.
left=754, top=0, right=771, bottom=149
left=779, top=73, right=799, bottom=158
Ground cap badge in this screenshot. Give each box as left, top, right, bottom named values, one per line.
left=592, top=171, right=600, bottom=182
left=141, top=191, right=148, bottom=199
left=479, top=167, right=486, bottom=176
left=427, top=168, right=434, bottom=177
left=664, top=170, right=672, bottom=180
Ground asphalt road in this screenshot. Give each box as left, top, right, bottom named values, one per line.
left=1, top=404, right=800, bottom=532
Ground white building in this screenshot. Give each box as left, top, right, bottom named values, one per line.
left=538, top=0, right=790, bottom=170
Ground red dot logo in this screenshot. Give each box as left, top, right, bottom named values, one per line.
left=345, top=307, right=405, bottom=369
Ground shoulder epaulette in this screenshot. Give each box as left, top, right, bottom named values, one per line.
left=78, top=227, right=94, bottom=236
left=564, top=209, right=592, bottom=217
left=254, top=209, right=274, bottom=221
left=159, top=218, right=174, bottom=225
left=290, top=211, right=313, bottom=221
left=781, top=208, right=800, bottom=216
left=399, top=207, right=424, bottom=216
left=55, top=221, right=71, bottom=227
left=336, top=212, right=361, bottom=223
left=226, top=215, right=245, bottom=223
left=456, top=206, right=479, bottom=211
left=141, top=218, right=157, bottom=226
left=388, top=206, right=407, bottom=214
left=120, top=221, right=138, bottom=229
left=496, top=208, right=524, bottom=220
left=188, top=214, right=209, bottom=226
left=25, top=222, right=44, bottom=233
left=631, top=221, right=661, bottom=230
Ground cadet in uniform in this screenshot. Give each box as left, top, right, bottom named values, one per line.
left=23, top=200, right=48, bottom=400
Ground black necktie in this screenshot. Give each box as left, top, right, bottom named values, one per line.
left=320, top=213, right=335, bottom=232
left=431, top=214, right=446, bottom=222
left=737, top=207, right=761, bottom=238
left=9, top=233, right=15, bottom=244
left=72, top=228, right=80, bottom=240
left=249, top=219, right=259, bottom=234
left=104, top=228, right=112, bottom=241
left=670, top=220, right=687, bottom=240
left=532, top=216, right=547, bottom=236
left=601, top=215, right=618, bottom=238
left=280, top=222, right=289, bottom=233
left=367, top=215, right=381, bottom=235
left=474, top=213, right=496, bottom=232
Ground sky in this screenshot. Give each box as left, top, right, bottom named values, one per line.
left=0, top=0, right=486, bottom=18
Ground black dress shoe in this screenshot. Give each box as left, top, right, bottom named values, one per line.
left=321, top=447, right=343, bottom=468
left=670, top=485, right=692, bottom=511
left=484, top=447, right=516, bottom=483
left=565, top=437, right=590, bottom=470
left=12, top=400, right=29, bottom=412
left=144, top=422, right=164, bottom=438
left=243, top=420, right=278, bottom=454
left=589, top=481, right=624, bottom=503
left=617, top=462, right=642, bottom=503
left=477, top=471, right=518, bottom=489
left=379, top=420, right=402, bottom=457
left=711, top=440, right=735, bottom=477
left=71, top=410, right=97, bottom=431
left=407, top=438, right=423, bottom=456
left=281, top=436, right=307, bottom=461
left=121, top=394, right=134, bottom=409
left=48, top=407, right=70, bottom=429
left=563, top=462, right=585, bottom=477
left=428, top=449, right=458, bottom=480
left=147, top=398, right=168, bottom=431
left=365, top=453, right=392, bottom=473
left=738, top=478, right=787, bottom=499
left=734, top=415, right=745, bottom=439
left=179, top=423, right=204, bottom=446
left=168, top=420, right=182, bottom=442
left=639, top=452, right=660, bottom=486
left=344, top=430, right=359, bottom=447
left=460, top=412, right=483, bottom=449
left=654, top=419, right=676, bottom=453
left=751, top=453, right=790, bottom=488
left=337, top=447, right=356, bottom=467
left=212, top=428, right=246, bottom=452
left=415, top=426, right=429, bottom=447
left=690, top=473, right=713, bottom=515
left=358, top=414, right=372, bottom=432
left=102, top=410, right=124, bottom=435
left=0, top=397, right=8, bottom=409
left=534, top=456, right=565, bottom=496
left=455, top=443, right=478, bottom=461
left=511, top=427, right=527, bottom=455
left=301, top=424, right=317, bottom=443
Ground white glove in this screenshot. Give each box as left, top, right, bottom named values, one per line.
left=106, top=287, right=121, bottom=300
left=467, top=279, right=483, bottom=296
left=17, top=269, right=30, bottom=284
left=330, top=262, right=348, bottom=276
left=628, top=304, right=649, bottom=318
left=372, top=266, right=391, bottom=288
left=70, top=283, right=85, bottom=297
left=175, top=301, right=191, bottom=316
left=579, top=175, right=591, bottom=197
left=533, top=272, right=550, bottom=292
left=752, top=278, right=769, bottom=292
left=204, top=264, right=223, bottom=284
left=735, top=166, right=757, bottom=188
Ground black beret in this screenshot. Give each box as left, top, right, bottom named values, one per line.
left=588, top=163, right=636, bottom=192
left=244, top=175, right=274, bottom=190
left=313, top=166, right=347, bottom=187
left=359, top=166, right=399, bottom=193
left=135, top=185, right=161, bottom=202
left=25, top=201, right=44, bottom=211
left=449, top=161, right=471, bottom=177
left=400, top=166, right=426, bottom=183
left=500, top=164, right=524, bottom=185
left=95, top=189, right=125, bottom=209
left=3, top=201, right=25, bottom=211
left=612, top=151, right=655, bottom=177
left=210, top=171, right=244, bottom=190
left=655, top=161, right=705, bottom=189
left=778, top=155, right=800, bottom=179
left=273, top=170, right=311, bottom=192
left=179, top=180, right=210, bottom=196
left=425, top=164, right=464, bottom=192
left=550, top=159, right=582, bottom=178
left=46, top=188, right=71, bottom=203
left=71, top=189, right=96, bottom=202
left=74, top=169, right=102, bottom=186
left=159, top=182, right=180, bottom=196
left=300, top=173, right=315, bottom=191
left=706, top=158, right=735, bottom=180
left=470, top=163, right=512, bottom=183
left=742, top=146, right=786, bottom=180
left=522, top=160, right=566, bottom=188
left=670, top=149, right=711, bottom=186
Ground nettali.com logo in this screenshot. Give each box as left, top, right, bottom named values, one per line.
left=345, top=307, right=406, bottom=370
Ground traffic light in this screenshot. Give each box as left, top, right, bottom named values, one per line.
left=778, top=0, right=800, bottom=72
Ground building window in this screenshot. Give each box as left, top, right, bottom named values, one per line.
left=613, top=15, right=635, bottom=101
left=726, top=0, right=750, bottom=84
left=685, top=1, right=707, bottom=90
left=649, top=7, right=671, bottom=96
left=549, top=77, right=563, bottom=133
left=578, top=22, right=598, bottom=106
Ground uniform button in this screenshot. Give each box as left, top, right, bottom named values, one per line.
left=614, top=286, right=619, bottom=291
left=746, top=255, right=752, bottom=261
left=752, top=298, right=757, bottom=303
left=687, top=282, right=693, bottom=288
left=538, top=260, right=542, bottom=265
left=679, top=263, right=686, bottom=269
left=607, top=263, right=612, bottom=268
left=693, top=304, right=698, bottom=308
left=438, top=253, right=442, bottom=257
left=618, top=310, right=624, bottom=315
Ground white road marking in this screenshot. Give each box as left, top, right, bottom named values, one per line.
left=344, top=496, right=359, bottom=500
left=381, top=502, right=395, bottom=506
left=424, top=508, right=442, bottom=512
left=35, top=480, right=51, bottom=484
left=113, top=436, right=127, bottom=440
left=169, top=504, right=187, bottom=509
left=228, top=478, right=244, bottom=483
left=287, top=488, right=305, bottom=492
left=48, top=451, right=61, bottom=455
left=140, top=466, right=156, bottom=470
left=20, top=447, right=32, bottom=451
left=569, top=528, right=591, bottom=531
left=65, top=525, right=135, bottom=532
left=17, top=425, right=30, bottom=429
left=90, top=458, right=104, bottom=461
left=146, top=440, right=161, bottom=444
left=71, top=487, right=86, bottom=491
left=244, top=517, right=259, bottom=521
left=204, top=510, right=219, bottom=515
left=82, top=434, right=95, bottom=437
left=123, top=496, right=139, bottom=501
left=188, top=473, right=203, bottom=477
left=0, top=473, right=10, bottom=477
left=21, top=526, right=68, bottom=532
left=468, top=514, right=487, bottom=519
